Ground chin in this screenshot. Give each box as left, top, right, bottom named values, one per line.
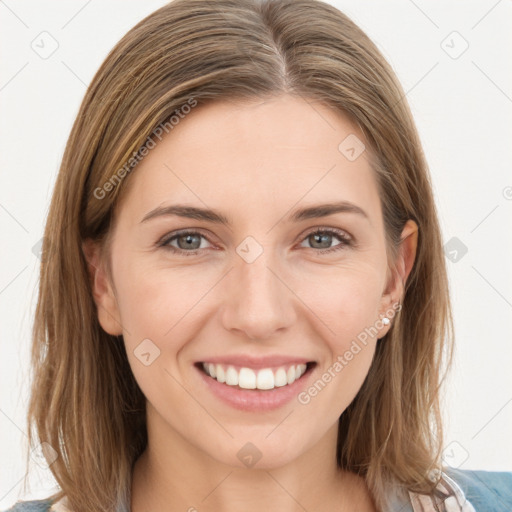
left=202, top=430, right=312, bottom=471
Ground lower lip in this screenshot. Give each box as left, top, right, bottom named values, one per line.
left=195, top=363, right=316, bottom=412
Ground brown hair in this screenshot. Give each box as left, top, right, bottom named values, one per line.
left=25, top=0, right=454, bottom=510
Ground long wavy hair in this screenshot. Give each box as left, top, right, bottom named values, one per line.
left=24, top=1, right=454, bottom=510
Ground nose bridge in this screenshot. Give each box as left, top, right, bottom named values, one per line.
left=238, top=250, right=278, bottom=301
left=221, top=242, right=296, bottom=339
left=235, top=232, right=281, bottom=299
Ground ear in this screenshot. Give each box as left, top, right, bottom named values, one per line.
left=378, top=219, right=418, bottom=335
left=82, top=238, right=123, bottom=336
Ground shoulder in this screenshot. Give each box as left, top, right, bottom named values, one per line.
left=445, top=467, right=512, bottom=510
left=1, top=498, right=54, bottom=512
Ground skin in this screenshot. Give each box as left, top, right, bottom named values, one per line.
left=83, top=94, right=418, bottom=512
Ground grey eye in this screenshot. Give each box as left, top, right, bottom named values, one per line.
left=307, top=232, right=337, bottom=249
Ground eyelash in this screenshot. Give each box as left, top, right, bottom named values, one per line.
left=157, top=227, right=353, bottom=257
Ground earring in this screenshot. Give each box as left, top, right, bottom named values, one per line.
left=382, top=317, right=390, bottom=326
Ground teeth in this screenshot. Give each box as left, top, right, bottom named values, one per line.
left=287, top=366, right=296, bottom=385
left=216, top=365, right=226, bottom=383
left=201, top=362, right=308, bottom=390
left=239, top=368, right=256, bottom=389
left=274, top=368, right=288, bottom=387
left=225, top=366, right=239, bottom=386
left=256, top=369, right=274, bottom=390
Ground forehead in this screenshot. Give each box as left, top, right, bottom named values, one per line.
left=115, top=94, right=381, bottom=227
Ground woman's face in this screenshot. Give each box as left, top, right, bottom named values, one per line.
left=87, top=94, right=415, bottom=469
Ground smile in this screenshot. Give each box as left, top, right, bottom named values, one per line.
left=201, top=362, right=309, bottom=390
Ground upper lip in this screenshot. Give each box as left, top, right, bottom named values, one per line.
left=197, top=355, right=315, bottom=369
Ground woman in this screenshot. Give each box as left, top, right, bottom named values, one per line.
left=5, top=0, right=512, bottom=511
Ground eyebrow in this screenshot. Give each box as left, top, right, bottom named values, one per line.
left=140, top=201, right=369, bottom=226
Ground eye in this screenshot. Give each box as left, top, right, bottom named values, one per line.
left=158, top=230, right=213, bottom=256
left=158, top=227, right=353, bottom=257
left=298, top=228, right=352, bottom=254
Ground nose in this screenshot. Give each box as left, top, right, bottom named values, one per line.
left=220, top=251, right=297, bottom=341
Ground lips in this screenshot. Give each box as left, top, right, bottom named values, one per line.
left=194, top=359, right=317, bottom=412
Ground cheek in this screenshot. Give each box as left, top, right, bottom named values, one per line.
left=113, top=257, right=214, bottom=341
left=284, top=261, right=386, bottom=411
left=112, top=261, right=205, bottom=413
left=295, top=268, right=382, bottom=414
left=291, top=260, right=386, bottom=347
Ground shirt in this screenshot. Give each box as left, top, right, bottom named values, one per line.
left=3, top=468, right=512, bottom=512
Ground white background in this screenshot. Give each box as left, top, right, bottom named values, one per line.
left=1, top=0, right=511, bottom=507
